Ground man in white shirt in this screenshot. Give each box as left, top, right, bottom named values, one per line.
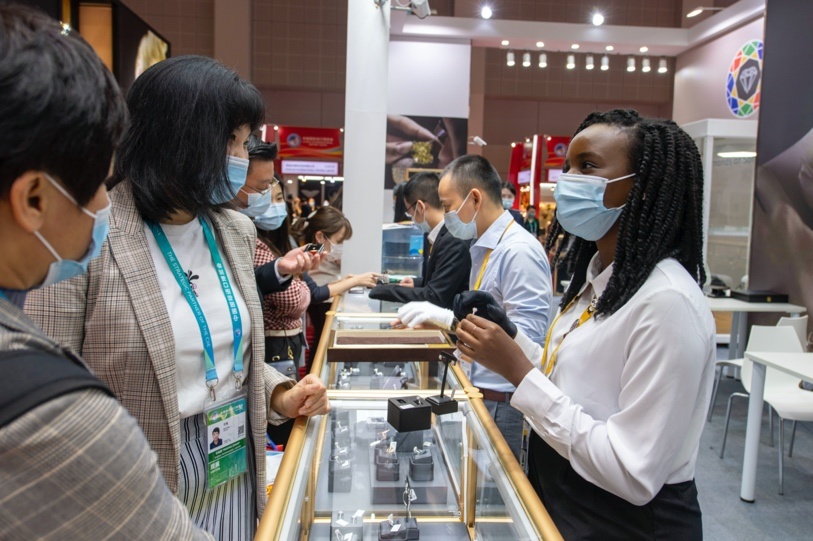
left=397, top=155, right=552, bottom=459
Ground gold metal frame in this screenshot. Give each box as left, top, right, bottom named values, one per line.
left=255, top=296, right=562, bottom=541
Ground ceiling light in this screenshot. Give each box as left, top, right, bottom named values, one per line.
left=627, top=56, right=636, bottom=72
left=592, top=12, right=604, bottom=26
left=601, top=55, right=609, bottom=71
left=287, top=179, right=293, bottom=184
left=605, top=45, right=614, bottom=51
left=522, top=51, right=531, bottom=67
left=639, top=46, right=649, bottom=53
left=586, top=55, right=594, bottom=70
left=566, top=54, right=575, bottom=69
left=501, top=39, right=509, bottom=46
left=538, top=52, right=547, bottom=68
left=481, top=6, right=492, bottom=19
left=273, top=125, right=279, bottom=131
left=571, top=43, right=580, bottom=50
left=642, top=57, right=651, bottom=72
left=339, top=127, right=344, bottom=133
left=511, top=142, right=516, bottom=148
left=717, top=150, right=757, bottom=158
left=686, top=6, right=724, bottom=18
left=658, top=57, right=668, bottom=73
left=536, top=41, right=545, bottom=48
left=506, top=50, right=515, bottom=67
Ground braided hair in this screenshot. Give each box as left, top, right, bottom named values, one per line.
left=545, top=109, right=706, bottom=318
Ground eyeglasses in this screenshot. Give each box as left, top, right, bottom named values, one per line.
left=404, top=201, right=418, bottom=219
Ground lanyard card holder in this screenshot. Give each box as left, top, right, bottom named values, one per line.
left=205, top=392, right=249, bottom=490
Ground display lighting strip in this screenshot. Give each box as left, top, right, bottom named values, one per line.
left=297, top=176, right=345, bottom=182
left=506, top=50, right=668, bottom=74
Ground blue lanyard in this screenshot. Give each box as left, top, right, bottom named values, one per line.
left=146, top=217, right=244, bottom=401
left=0, top=290, right=7, bottom=300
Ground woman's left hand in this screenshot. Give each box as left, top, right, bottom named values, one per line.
left=455, top=314, right=534, bottom=388
left=273, top=374, right=330, bottom=418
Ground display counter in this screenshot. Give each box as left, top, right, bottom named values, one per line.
left=256, top=291, right=561, bottom=541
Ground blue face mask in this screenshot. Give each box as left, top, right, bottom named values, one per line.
left=411, top=202, right=432, bottom=234
left=212, top=156, right=250, bottom=205
left=502, top=197, right=514, bottom=210
left=254, top=202, right=288, bottom=231
left=553, top=172, right=635, bottom=241
left=34, top=174, right=111, bottom=287
left=238, top=187, right=272, bottom=218
left=444, top=190, right=479, bottom=240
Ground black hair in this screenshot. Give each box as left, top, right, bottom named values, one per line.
left=110, top=55, right=264, bottom=222
left=546, top=109, right=706, bottom=318
left=0, top=4, right=128, bottom=205
left=441, top=155, right=502, bottom=205
left=501, top=182, right=516, bottom=196
left=392, top=181, right=409, bottom=222
left=292, top=206, right=352, bottom=246
left=247, top=134, right=278, bottom=164
left=212, top=428, right=220, bottom=434
left=403, top=172, right=441, bottom=209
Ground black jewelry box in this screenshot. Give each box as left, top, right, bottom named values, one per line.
left=328, top=460, right=352, bottom=493
left=375, top=460, right=400, bottom=482
left=387, top=396, right=431, bottom=433
left=731, top=289, right=789, bottom=303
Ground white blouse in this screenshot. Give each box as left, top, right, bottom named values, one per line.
left=511, top=254, right=715, bottom=505
left=144, top=218, right=252, bottom=418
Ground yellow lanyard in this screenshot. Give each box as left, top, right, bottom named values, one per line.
left=473, top=220, right=514, bottom=291
left=541, top=293, right=597, bottom=376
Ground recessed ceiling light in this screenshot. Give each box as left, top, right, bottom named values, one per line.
left=538, top=52, right=547, bottom=68
left=601, top=55, right=609, bottom=70
left=586, top=55, right=595, bottom=70
left=717, top=150, right=757, bottom=158
left=592, top=12, right=604, bottom=26
left=627, top=56, right=636, bottom=72
left=536, top=41, right=545, bottom=48
left=658, top=57, right=668, bottom=74
left=686, top=8, right=703, bottom=17
left=506, top=50, right=515, bottom=66
left=501, top=40, right=510, bottom=46
left=640, top=46, right=649, bottom=53
left=642, top=57, right=651, bottom=72
left=605, top=45, right=614, bottom=51
left=522, top=51, right=531, bottom=67
left=571, top=43, right=580, bottom=50
left=481, top=6, right=492, bottom=19
left=566, top=54, right=575, bottom=69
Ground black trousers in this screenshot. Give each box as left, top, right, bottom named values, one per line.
left=264, top=333, right=304, bottom=447
left=528, top=433, right=703, bottom=540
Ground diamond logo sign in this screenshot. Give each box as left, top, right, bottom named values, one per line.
left=726, top=40, right=763, bottom=118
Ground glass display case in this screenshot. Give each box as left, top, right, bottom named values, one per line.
left=681, top=118, right=759, bottom=288
left=256, top=292, right=562, bottom=541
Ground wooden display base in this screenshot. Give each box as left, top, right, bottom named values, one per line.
left=328, top=329, right=455, bottom=363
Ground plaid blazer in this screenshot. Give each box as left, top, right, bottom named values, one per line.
left=25, top=181, right=293, bottom=516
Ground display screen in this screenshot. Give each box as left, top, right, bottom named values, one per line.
left=113, top=0, right=169, bottom=93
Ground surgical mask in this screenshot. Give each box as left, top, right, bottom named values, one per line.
left=412, top=203, right=432, bottom=234
left=502, top=197, right=514, bottom=210
left=238, top=187, right=272, bottom=218
left=554, top=172, right=635, bottom=241
left=444, top=190, right=478, bottom=240
left=34, top=173, right=111, bottom=287
left=325, top=238, right=343, bottom=263
left=254, top=202, right=288, bottom=231
left=212, top=156, right=250, bottom=204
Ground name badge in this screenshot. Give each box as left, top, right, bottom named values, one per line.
left=205, top=394, right=248, bottom=490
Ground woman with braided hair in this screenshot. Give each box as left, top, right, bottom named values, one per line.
left=453, top=109, right=714, bottom=539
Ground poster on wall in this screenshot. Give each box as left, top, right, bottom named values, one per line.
left=277, top=126, right=342, bottom=161
left=749, top=0, right=813, bottom=338
left=385, top=115, right=467, bottom=189
left=725, top=40, right=763, bottom=118
left=114, top=1, right=169, bottom=93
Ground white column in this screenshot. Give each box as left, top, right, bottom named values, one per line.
left=341, top=0, right=390, bottom=275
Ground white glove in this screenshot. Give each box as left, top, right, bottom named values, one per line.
left=397, top=301, right=454, bottom=330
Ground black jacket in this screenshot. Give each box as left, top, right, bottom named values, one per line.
left=369, top=225, right=471, bottom=309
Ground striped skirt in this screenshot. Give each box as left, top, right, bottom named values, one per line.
left=179, top=414, right=256, bottom=541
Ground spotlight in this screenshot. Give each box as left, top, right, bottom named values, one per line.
left=538, top=52, right=547, bottom=68
left=601, top=55, right=609, bottom=71
left=536, top=41, right=545, bottom=48
left=586, top=55, right=594, bottom=70
left=642, top=58, right=651, bottom=72
left=606, top=45, right=614, bottom=51
left=506, top=50, right=515, bottom=67
left=571, top=43, right=580, bottom=50
left=501, top=39, right=509, bottom=46
left=481, top=6, right=492, bottom=19
left=522, top=51, right=531, bottom=67
left=658, top=58, right=668, bottom=73
left=686, top=6, right=724, bottom=18
left=566, top=54, right=575, bottom=69
left=627, top=56, right=636, bottom=72
left=592, top=12, right=604, bottom=26
left=639, top=46, right=649, bottom=53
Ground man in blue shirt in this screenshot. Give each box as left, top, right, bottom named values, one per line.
left=397, top=155, right=552, bottom=459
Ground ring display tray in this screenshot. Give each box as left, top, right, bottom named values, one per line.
left=329, top=329, right=455, bottom=363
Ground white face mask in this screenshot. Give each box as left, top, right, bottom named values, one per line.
left=444, top=190, right=478, bottom=240
left=325, top=237, right=343, bottom=263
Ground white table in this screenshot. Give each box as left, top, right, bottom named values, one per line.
left=740, top=352, right=813, bottom=502
left=706, top=297, right=806, bottom=360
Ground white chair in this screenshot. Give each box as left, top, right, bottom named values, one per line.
left=708, top=315, right=808, bottom=422
left=718, top=322, right=813, bottom=494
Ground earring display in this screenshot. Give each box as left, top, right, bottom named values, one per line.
left=332, top=509, right=365, bottom=541
left=378, top=479, right=420, bottom=540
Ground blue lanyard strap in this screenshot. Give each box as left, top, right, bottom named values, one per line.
left=146, top=217, right=244, bottom=401
left=0, top=290, right=7, bottom=301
